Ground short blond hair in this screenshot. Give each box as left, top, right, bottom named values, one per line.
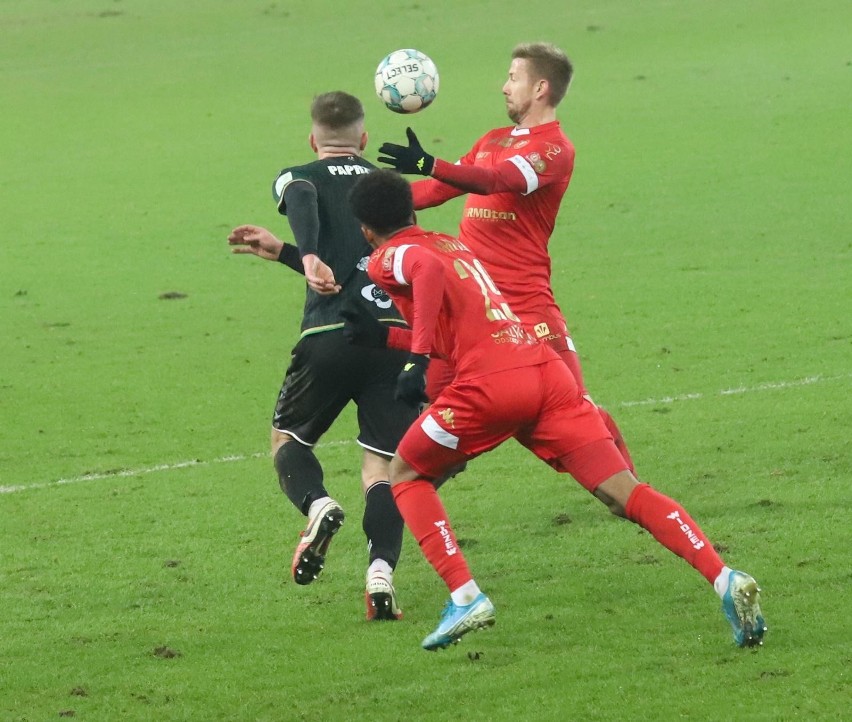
left=512, top=43, right=573, bottom=106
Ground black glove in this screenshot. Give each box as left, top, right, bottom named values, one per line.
left=395, top=353, right=430, bottom=406
left=340, top=299, right=389, bottom=348
left=378, top=127, right=435, bottom=175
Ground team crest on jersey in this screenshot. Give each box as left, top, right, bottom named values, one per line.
left=438, top=407, right=455, bottom=428
left=499, top=137, right=514, bottom=148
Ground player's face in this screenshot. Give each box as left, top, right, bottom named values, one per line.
left=502, top=58, right=536, bottom=125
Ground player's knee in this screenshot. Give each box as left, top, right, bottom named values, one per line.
left=388, top=454, right=420, bottom=485
left=593, top=488, right=627, bottom=518
left=270, top=430, right=294, bottom=458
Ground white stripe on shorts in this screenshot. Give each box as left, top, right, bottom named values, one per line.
left=421, top=414, right=459, bottom=450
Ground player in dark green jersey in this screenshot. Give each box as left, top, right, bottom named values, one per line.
left=228, top=92, right=417, bottom=620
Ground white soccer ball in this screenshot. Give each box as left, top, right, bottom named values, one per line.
left=374, top=49, right=439, bottom=114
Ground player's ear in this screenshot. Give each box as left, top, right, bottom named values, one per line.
left=360, top=224, right=378, bottom=247
left=360, top=131, right=368, bottom=151
left=309, top=132, right=318, bottom=153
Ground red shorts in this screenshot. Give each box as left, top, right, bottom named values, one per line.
left=397, top=360, right=628, bottom=491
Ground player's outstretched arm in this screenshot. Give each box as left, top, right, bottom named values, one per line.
left=379, top=128, right=527, bottom=195
left=229, top=224, right=303, bottom=273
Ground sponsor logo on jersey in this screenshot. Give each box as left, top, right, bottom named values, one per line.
left=464, top=208, right=517, bottom=221
left=438, top=407, right=455, bottom=428
left=491, top=324, right=532, bottom=345
left=666, top=510, right=705, bottom=550
left=534, top=322, right=551, bottom=338
left=381, top=246, right=396, bottom=271
left=434, top=238, right=471, bottom=254
left=361, top=283, right=393, bottom=309
left=327, top=164, right=371, bottom=176
left=544, top=142, right=562, bottom=160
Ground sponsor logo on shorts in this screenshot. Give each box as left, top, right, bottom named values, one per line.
left=438, top=408, right=455, bottom=428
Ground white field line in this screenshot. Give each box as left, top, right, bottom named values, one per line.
left=1, top=373, right=848, bottom=495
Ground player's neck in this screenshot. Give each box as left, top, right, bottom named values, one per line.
left=515, top=105, right=557, bottom=129
left=317, top=147, right=362, bottom=159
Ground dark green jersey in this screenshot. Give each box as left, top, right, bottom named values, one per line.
left=272, top=156, right=406, bottom=337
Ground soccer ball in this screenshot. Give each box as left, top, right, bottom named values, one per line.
left=374, top=49, right=439, bottom=114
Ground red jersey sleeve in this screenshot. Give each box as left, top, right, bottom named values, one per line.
left=397, top=245, right=445, bottom=356
left=369, top=243, right=445, bottom=357
left=386, top=325, right=412, bottom=351
left=411, top=177, right=466, bottom=209
left=430, top=157, right=528, bottom=195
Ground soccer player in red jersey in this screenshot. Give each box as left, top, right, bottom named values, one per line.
left=346, top=170, right=766, bottom=651
left=378, top=42, right=635, bottom=472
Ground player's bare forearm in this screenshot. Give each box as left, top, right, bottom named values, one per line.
left=228, top=224, right=285, bottom=262
left=302, top=253, right=341, bottom=295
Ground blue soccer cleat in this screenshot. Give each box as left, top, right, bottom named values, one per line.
left=422, top=592, right=496, bottom=651
left=722, top=570, right=767, bottom=647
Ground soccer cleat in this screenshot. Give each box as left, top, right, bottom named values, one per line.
left=722, top=570, right=767, bottom=647
left=365, top=571, right=403, bottom=621
left=291, top=500, right=345, bottom=585
left=421, top=592, right=495, bottom=651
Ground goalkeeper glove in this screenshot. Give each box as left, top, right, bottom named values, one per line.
left=340, top=299, right=389, bottom=348
left=378, top=127, right=435, bottom=175
left=395, top=353, right=430, bottom=406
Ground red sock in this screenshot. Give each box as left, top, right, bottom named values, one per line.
left=625, top=483, right=724, bottom=585
left=391, top=480, right=472, bottom=592
left=597, top=407, right=635, bottom=473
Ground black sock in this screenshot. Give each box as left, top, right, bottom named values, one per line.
left=274, top=442, right=327, bottom=515
left=362, top=481, right=403, bottom=570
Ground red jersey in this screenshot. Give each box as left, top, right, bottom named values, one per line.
left=366, top=225, right=556, bottom=382
left=412, top=121, right=575, bottom=316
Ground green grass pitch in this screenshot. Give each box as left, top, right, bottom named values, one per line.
left=1, top=0, right=850, bottom=719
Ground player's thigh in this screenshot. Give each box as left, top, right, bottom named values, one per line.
left=272, top=333, right=352, bottom=445
left=516, top=362, right=626, bottom=490
left=398, top=369, right=541, bottom=479
left=353, top=346, right=419, bottom=457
